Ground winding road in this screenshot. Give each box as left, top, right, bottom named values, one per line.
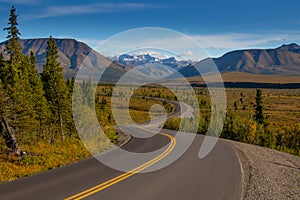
left=0, top=100, right=242, bottom=200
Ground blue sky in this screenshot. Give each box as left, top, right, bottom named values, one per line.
left=0, top=0, right=299, bottom=57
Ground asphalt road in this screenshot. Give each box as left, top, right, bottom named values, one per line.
left=0, top=100, right=242, bottom=200
left=0, top=130, right=241, bottom=200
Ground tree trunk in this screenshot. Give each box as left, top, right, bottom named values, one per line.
left=0, top=116, right=22, bottom=156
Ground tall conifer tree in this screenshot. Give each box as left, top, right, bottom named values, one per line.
left=3, top=6, right=22, bottom=87
left=28, top=51, right=50, bottom=140
left=254, top=89, right=266, bottom=125
left=0, top=6, right=27, bottom=155
left=41, top=36, right=70, bottom=140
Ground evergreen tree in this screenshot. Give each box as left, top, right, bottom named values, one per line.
left=3, top=6, right=36, bottom=140
left=15, top=55, right=36, bottom=132
left=3, top=6, right=22, bottom=82
left=0, top=6, right=32, bottom=154
left=254, top=89, right=265, bottom=125
left=221, top=113, right=235, bottom=140
left=28, top=51, right=50, bottom=141
left=41, top=36, right=70, bottom=140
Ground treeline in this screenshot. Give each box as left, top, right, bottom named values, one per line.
left=191, top=82, right=300, bottom=89
left=164, top=89, right=300, bottom=155
left=0, top=6, right=78, bottom=156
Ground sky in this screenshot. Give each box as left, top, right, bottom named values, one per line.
left=0, top=0, right=299, bottom=57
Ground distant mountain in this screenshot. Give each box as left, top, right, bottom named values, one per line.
left=1, top=39, right=299, bottom=82
left=112, top=53, right=191, bottom=70
left=179, top=43, right=300, bottom=77
left=277, top=43, right=300, bottom=53
left=0, top=38, right=126, bottom=80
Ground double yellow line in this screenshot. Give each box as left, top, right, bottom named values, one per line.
left=65, top=130, right=176, bottom=200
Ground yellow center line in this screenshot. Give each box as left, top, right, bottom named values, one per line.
left=65, top=129, right=176, bottom=200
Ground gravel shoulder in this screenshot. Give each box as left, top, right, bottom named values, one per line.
left=228, top=140, right=300, bottom=200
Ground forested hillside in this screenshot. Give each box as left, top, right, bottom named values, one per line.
left=0, top=6, right=77, bottom=154
left=0, top=6, right=98, bottom=182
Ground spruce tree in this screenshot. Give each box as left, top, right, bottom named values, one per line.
left=1, top=6, right=31, bottom=154
left=3, top=6, right=22, bottom=85
left=3, top=6, right=38, bottom=141
left=28, top=51, right=50, bottom=141
left=41, top=36, right=70, bottom=141
left=254, top=89, right=265, bottom=125
left=16, top=55, right=36, bottom=132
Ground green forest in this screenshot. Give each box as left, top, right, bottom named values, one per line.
left=0, top=7, right=92, bottom=182
left=0, top=6, right=81, bottom=153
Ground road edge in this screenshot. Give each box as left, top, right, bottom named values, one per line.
left=227, top=140, right=300, bottom=200
left=227, top=140, right=250, bottom=200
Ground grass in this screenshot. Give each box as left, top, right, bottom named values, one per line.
left=223, top=88, right=300, bottom=131
left=0, top=138, right=91, bottom=183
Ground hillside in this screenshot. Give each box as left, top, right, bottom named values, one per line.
left=0, top=38, right=125, bottom=80
left=179, top=43, right=300, bottom=77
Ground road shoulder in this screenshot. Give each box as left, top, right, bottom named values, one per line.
left=228, top=140, right=300, bottom=200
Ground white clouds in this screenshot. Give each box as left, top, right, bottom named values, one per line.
left=191, top=32, right=300, bottom=56
left=23, top=3, right=157, bottom=20
left=48, top=3, right=150, bottom=16
left=77, top=31, right=300, bottom=58
left=191, top=33, right=289, bottom=49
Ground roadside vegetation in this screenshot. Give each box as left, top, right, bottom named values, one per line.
left=0, top=7, right=94, bottom=182
left=95, top=85, right=174, bottom=125
left=163, top=87, right=300, bottom=156
left=118, top=84, right=299, bottom=155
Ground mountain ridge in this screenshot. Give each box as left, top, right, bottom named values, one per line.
left=179, top=43, right=300, bottom=77
left=0, top=38, right=126, bottom=79
left=0, top=38, right=299, bottom=78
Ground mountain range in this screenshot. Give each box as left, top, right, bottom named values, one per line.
left=0, top=38, right=300, bottom=80
left=112, top=54, right=191, bottom=70
left=180, top=43, right=300, bottom=77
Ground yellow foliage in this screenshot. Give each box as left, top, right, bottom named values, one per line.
left=249, top=122, right=257, bottom=144
left=0, top=138, right=91, bottom=183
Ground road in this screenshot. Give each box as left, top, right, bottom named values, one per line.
left=0, top=101, right=242, bottom=200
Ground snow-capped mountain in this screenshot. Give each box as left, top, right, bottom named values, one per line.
left=112, top=54, right=191, bottom=70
